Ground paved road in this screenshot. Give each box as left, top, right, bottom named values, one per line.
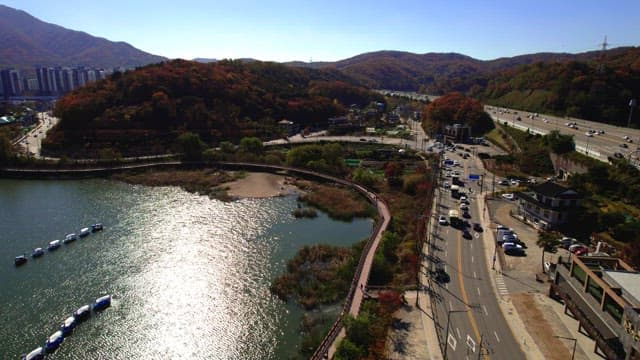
left=428, top=149, right=525, bottom=360
left=15, top=112, right=59, bottom=157
left=487, top=106, right=640, bottom=163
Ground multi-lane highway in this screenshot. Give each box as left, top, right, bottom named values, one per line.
left=487, top=106, right=640, bottom=163
left=428, top=146, right=525, bottom=359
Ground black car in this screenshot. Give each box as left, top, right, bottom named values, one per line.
left=463, top=211, right=471, bottom=219
left=462, top=230, right=472, bottom=239
left=473, top=223, right=483, bottom=232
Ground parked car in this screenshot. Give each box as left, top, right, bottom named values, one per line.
left=438, top=215, right=448, bottom=226
left=459, top=196, right=469, bottom=204
left=502, top=193, right=515, bottom=200
left=498, top=179, right=509, bottom=186
left=574, top=247, right=589, bottom=256
left=569, top=244, right=588, bottom=253
left=473, top=223, right=483, bottom=232
left=459, top=203, right=469, bottom=211
left=620, top=143, right=629, bottom=148
left=462, top=229, right=473, bottom=239
left=443, top=181, right=450, bottom=189
left=559, top=237, right=577, bottom=249
left=462, top=211, right=471, bottom=219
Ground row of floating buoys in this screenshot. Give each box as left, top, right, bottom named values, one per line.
left=21, top=295, right=111, bottom=360
left=14, top=223, right=103, bottom=267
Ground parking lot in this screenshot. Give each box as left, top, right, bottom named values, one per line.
left=486, top=197, right=600, bottom=360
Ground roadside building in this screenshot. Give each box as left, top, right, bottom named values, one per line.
left=515, top=181, right=582, bottom=230
left=443, top=123, right=471, bottom=143
left=550, top=255, right=640, bottom=359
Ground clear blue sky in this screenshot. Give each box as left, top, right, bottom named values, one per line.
left=4, top=0, right=640, bottom=62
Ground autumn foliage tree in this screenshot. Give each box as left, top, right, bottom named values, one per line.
left=421, top=92, right=494, bottom=135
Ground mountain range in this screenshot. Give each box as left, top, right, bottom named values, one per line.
left=1, top=3, right=638, bottom=101
left=0, top=5, right=166, bottom=70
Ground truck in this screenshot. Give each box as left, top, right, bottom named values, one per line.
left=450, top=184, right=460, bottom=198
left=448, top=209, right=462, bottom=228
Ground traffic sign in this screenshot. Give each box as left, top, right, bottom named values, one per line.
left=468, top=174, right=481, bottom=180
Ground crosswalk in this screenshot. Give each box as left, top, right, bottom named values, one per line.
left=495, top=275, right=509, bottom=297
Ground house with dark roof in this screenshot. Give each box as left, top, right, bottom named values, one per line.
left=515, top=181, right=582, bottom=230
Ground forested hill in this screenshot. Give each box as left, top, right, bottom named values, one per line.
left=44, top=60, right=382, bottom=158
left=477, top=47, right=640, bottom=125
left=0, top=5, right=165, bottom=69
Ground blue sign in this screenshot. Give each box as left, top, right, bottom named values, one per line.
left=468, top=174, right=481, bottom=180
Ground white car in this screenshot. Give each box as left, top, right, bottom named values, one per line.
left=502, top=193, right=515, bottom=200
left=438, top=215, right=448, bottom=225
left=585, top=132, right=593, bottom=137
left=443, top=181, right=450, bottom=189
left=459, top=203, right=469, bottom=210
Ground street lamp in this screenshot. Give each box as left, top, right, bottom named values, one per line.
left=443, top=309, right=468, bottom=359
left=554, top=336, right=577, bottom=360
left=628, top=98, right=637, bottom=128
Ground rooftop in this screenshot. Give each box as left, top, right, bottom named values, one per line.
left=532, top=181, right=581, bottom=198
left=603, top=271, right=640, bottom=307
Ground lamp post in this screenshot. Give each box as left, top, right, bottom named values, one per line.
left=628, top=99, right=637, bottom=128
left=554, top=336, right=577, bottom=360
left=443, top=309, right=468, bottom=359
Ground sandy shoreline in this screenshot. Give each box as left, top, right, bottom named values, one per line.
left=223, top=172, right=298, bottom=199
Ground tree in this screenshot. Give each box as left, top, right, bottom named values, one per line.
left=239, top=137, right=263, bottom=155
left=343, top=313, right=371, bottom=348
left=0, top=133, right=15, bottom=165
left=334, top=339, right=365, bottom=360
left=176, top=132, right=206, bottom=160
left=543, top=130, right=575, bottom=154
left=536, top=231, right=558, bottom=273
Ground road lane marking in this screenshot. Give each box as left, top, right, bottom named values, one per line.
left=471, top=256, right=474, bottom=263
left=456, top=232, right=487, bottom=359
left=456, top=327, right=461, bottom=339
left=494, top=331, right=501, bottom=342
left=477, top=287, right=481, bottom=296
left=473, top=271, right=477, bottom=279
left=483, top=305, right=488, bottom=316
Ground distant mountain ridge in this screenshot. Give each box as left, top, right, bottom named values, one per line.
left=286, top=48, right=638, bottom=93
left=0, top=4, right=166, bottom=70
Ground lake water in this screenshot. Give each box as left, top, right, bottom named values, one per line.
left=0, top=179, right=373, bottom=359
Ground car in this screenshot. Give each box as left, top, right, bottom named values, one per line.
left=359, top=138, right=367, bottom=142
left=620, top=143, right=629, bottom=148
left=443, top=181, right=450, bottom=189
left=585, top=132, right=593, bottom=137
left=498, top=179, right=509, bottom=185
left=462, top=211, right=471, bottom=219
left=569, top=243, right=587, bottom=253
left=598, top=130, right=605, bottom=134
left=624, top=135, right=631, bottom=140
left=368, top=139, right=378, bottom=143
left=438, top=215, right=448, bottom=226
left=453, top=160, right=460, bottom=167
left=445, top=171, right=452, bottom=177
left=559, top=237, right=577, bottom=249
left=459, top=203, right=469, bottom=210
left=510, top=179, right=520, bottom=186
left=459, top=195, right=468, bottom=203
left=462, top=230, right=472, bottom=239
left=574, top=247, right=589, bottom=256
left=434, top=266, right=450, bottom=283
left=613, top=152, right=624, bottom=159
left=452, top=170, right=462, bottom=177
left=473, top=223, right=483, bottom=232
left=502, top=193, right=515, bottom=200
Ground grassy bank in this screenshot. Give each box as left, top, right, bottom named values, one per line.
left=111, top=169, right=244, bottom=200
left=294, top=180, right=375, bottom=221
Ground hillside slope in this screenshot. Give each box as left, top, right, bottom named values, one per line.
left=0, top=5, right=166, bottom=69
left=44, top=60, right=381, bottom=158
